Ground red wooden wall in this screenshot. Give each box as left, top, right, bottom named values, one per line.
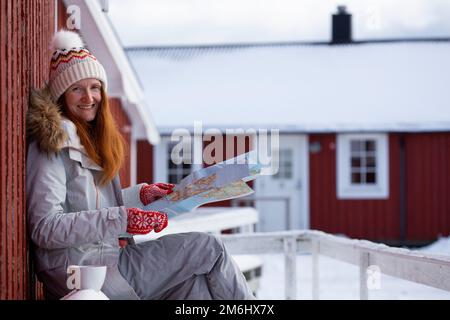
left=137, top=140, right=154, bottom=184
left=109, top=97, right=132, bottom=188
left=202, top=134, right=254, bottom=207
left=309, top=133, right=400, bottom=242
left=405, top=133, right=450, bottom=241
left=0, top=0, right=134, bottom=300
left=309, top=132, right=450, bottom=244
left=1, top=0, right=55, bottom=300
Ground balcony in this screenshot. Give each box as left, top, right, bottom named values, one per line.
left=220, top=229, right=450, bottom=299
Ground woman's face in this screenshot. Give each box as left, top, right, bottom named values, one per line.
left=64, top=78, right=102, bottom=122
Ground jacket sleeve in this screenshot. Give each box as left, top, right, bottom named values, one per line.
left=121, top=183, right=146, bottom=209
left=26, top=142, right=127, bottom=250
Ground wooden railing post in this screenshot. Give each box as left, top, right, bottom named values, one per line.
left=284, top=236, right=297, bottom=299
left=312, top=239, right=320, bottom=300
left=359, top=251, right=370, bottom=300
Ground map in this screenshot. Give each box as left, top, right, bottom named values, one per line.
left=144, top=151, right=262, bottom=217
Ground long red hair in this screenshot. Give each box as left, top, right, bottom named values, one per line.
left=59, top=87, right=125, bottom=186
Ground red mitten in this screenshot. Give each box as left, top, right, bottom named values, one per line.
left=126, top=208, right=169, bottom=235
left=140, top=183, right=176, bottom=206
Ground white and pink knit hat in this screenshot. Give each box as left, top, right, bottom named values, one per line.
left=49, top=30, right=107, bottom=100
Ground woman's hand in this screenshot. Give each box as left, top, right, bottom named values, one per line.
left=139, top=183, right=175, bottom=206
left=126, top=208, right=169, bottom=235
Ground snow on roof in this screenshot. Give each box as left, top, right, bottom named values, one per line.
left=126, top=41, right=450, bottom=133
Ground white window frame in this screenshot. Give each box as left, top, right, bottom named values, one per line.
left=337, top=133, right=389, bottom=199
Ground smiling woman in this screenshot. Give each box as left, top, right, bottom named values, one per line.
left=26, top=30, right=255, bottom=300
left=63, top=79, right=102, bottom=122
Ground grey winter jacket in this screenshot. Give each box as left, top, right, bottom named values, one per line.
left=26, top=87, right=143, bottom=299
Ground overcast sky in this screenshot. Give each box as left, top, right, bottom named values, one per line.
left=107, top=0, right=450, bottom=46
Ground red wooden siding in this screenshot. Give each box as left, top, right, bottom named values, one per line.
left=109, top=98, right=132, bottom=188
left=137, top=140, right=154, bottom=184
left=406, top=133, right=450, bottom=241
left=309, top=133, right=401, bottom=242
left=202, top=134, right=254, bottom=207
left=310, top=132, right=450, bottom=244
left=56, top=0, right=66, bottom=31
left=1, top=0, right=55, bottom=299
left=203, top=134, right=253, bottom=165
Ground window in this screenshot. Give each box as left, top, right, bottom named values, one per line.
left=167, top=142, right=192, bottom=184
left=273, top=149, right=293, bottom=179
left=350, top=140, right=377, bottom=185
left=337, top=134, right=389, bottom=199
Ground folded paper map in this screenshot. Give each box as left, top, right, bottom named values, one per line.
left=144, top=151, right=262, bottom=218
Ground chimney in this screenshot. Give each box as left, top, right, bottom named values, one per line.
left=332, top=6, right=352, bottom=44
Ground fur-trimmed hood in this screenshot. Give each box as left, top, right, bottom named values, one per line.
left=27, top=85, right=68, bottom=154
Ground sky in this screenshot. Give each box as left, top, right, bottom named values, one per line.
left=107, top=0, right=450, bottom=46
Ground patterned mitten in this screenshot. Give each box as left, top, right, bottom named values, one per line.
left=139, top=183, right=175, bottom=206
left=126, top=208, right=169, bottom=235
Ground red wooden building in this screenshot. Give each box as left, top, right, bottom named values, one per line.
left=127, top=9, right=450, bottom=246
left=135, top=131, right=450, bottom=247
left=309, top=132, right=450, bottom=245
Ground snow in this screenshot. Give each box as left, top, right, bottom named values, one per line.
left=253, top=236, right=450, bottom=299
left=127, top=41, right=450, bottom=133
left=418, top=236, right=450, bottom=256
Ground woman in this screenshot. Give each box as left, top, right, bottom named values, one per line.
left=26, top=30, right=255, bottom=300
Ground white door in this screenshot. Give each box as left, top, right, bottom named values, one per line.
left=254, top=135, right=309, bottom=231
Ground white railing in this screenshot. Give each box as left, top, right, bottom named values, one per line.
left=219, top=230, right=450, bottom=300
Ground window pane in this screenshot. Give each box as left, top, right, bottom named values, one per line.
left=168, top=140, right=192, bottom=184
left=274, top=165, right=286, bottom=179
left=366, top=172, right=376, bottom=184
left=365, top=140, right=376, bottom=152
left=351, top=140, right=362, bottom=152
left=366, top=156, right=376, bottom=168
left=351, top=172, right=361, bottom=184
left=182, top=162, right=191, bottom=169
left=273, top=148, right=292, bottom=180
left=168, top=165, right=191, bottom=184
left=168, top=160, right=177, bottom=169
left=168, top=174, right=178, bottom=184
left=351, top=157, right=361, bottom=168
left=285, top=169, right=292, bottom=179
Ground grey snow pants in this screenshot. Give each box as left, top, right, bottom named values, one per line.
left=118, top=231, right=256, bottom=300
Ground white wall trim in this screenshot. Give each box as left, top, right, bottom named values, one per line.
left=192, top=132, right=203, bottom=172
left=302, top=135, right=310, bottom=229
left=153, top=136, right=169, bottom=183
left=130, top=134, right=137, bottom=185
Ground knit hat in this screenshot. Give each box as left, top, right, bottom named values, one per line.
left=49, top=30, right=107, bottom=100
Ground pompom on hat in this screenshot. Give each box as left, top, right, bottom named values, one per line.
left=48, top=30, right=107, bottom=100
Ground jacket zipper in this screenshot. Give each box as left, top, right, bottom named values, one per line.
left=92, top=174, right=103, bottom=263
left=92, top=175, right=100, bottom=210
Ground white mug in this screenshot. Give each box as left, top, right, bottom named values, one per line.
left=66, top=265, right=107, bottom=291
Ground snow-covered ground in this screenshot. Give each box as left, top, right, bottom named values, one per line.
left=254, top=236, right=450, bottom=300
